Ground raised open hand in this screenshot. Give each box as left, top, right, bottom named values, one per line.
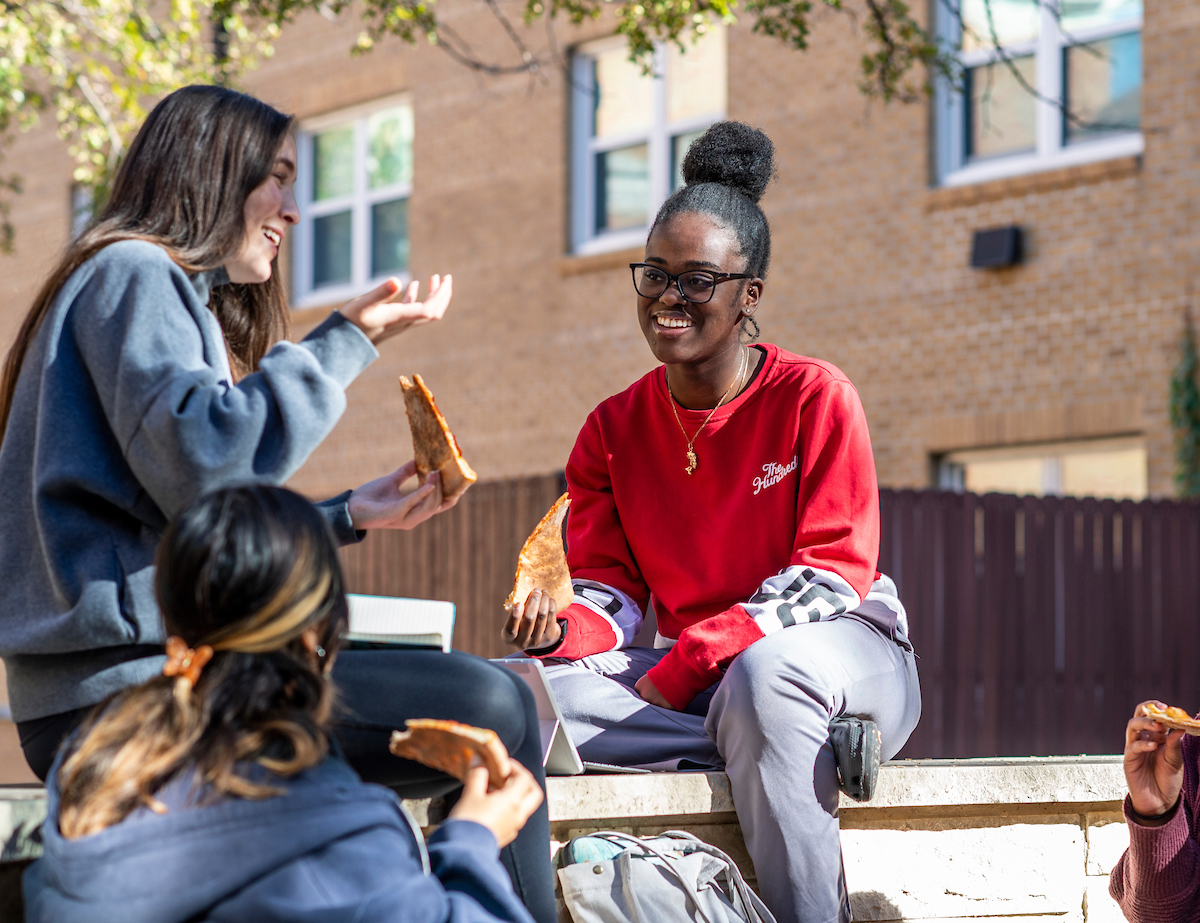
left=339, top=274, right=453, bottom=345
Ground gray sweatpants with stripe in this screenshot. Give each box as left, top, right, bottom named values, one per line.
left=542, top=616, right=921, bottom=923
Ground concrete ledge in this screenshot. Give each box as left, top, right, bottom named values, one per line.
left=0, top=758, right=1135, bottom=923
left=543, top=756, right=1127, bottom=822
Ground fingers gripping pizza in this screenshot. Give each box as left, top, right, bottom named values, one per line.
left=504, top=493, right=572, bottom=615
left=1144, top=702, right=1200, bottom=735
left=389, top=719, right=512, bottom=789
left=399, top=374, right=478, bottom=501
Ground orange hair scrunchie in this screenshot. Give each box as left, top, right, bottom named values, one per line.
left=162, top=636, right=214, bottom=688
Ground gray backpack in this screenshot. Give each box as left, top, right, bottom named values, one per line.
left=557, top=830, right=778, bottom=923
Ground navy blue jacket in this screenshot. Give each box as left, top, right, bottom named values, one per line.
left=24, top=756, right=535, bottom=923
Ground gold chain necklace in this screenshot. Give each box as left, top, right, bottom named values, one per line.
left=666, top=346, right=748, bottom=476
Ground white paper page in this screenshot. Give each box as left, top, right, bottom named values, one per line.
left=346, top=595, right=455, bottom=652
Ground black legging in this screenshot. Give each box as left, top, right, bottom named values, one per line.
left=18, top=649, right=556, bottom=923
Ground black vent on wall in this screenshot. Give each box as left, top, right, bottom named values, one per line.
left=970, top=226, right=1023, bottom=269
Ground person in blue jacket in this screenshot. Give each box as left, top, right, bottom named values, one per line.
left=24, top=484, right=544, bottom=923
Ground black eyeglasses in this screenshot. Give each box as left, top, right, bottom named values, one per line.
left=629, top=263, right=755, bottom=305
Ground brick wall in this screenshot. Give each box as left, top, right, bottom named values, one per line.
left=0, top=0, right=1196, bottom=500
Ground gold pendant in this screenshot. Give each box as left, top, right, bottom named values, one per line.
left=685, top=447, right=698, bottom=475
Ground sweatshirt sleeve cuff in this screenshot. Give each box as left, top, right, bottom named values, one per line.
left=646, top=646, right=721, bottom=711
left=428, top=818, right=501, bottom=856
left=528, top=603, right=618, bottom=660
left=314, top=490, right=366, bottom=546
left=1122, top=793, right=1196, bottom=895
left=299, top=311, right=379, bottom=388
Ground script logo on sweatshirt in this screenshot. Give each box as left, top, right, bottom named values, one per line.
left=753, top=456, right=798, bottom=495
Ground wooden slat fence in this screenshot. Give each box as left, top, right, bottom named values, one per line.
left=341, top=476, right=1200, bottom=757
left=339, top=473, right=566, bottom=661
left=883, top=489, right=1200, bottom=759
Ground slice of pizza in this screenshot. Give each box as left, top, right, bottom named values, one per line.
left=504, top=493, right=572, bottom=615
left=1144, top=702, right=1200, bottom=735
left=389, top=719, right=512, bottom=789
left=399, top=374, right=478, bottom=501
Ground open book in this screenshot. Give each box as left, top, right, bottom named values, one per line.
left=345, top=594, right=455, bottom=652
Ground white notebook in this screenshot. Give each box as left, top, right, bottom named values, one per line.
left=345, top=594, right=455, bottom=652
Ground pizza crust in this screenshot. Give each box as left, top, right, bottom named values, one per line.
left=399, top=374, right=478, bottom=501
left=504, top=493, right=572, bottom=615
left=389, top=719, right=512, bottom=788
left=1144, top=703, right=1200, bottom=735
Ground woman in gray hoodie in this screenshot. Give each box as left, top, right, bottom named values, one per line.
left=25, top=485, right=543, bottom=923
left=0, top=85, right=555, bottom=921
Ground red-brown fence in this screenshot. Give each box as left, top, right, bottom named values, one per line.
left=340, top=474, right=566, bottom=661
left=883, top=489, right=1200, bottom=759
left=341, top=477, right=1200, bottom=758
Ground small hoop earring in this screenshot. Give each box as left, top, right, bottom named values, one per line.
left=741, top=316, right=761, bottom=341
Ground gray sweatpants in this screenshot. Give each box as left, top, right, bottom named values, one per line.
left=542, top=616, right=921, bottom=923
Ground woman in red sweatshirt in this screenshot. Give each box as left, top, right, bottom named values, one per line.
left=1110, top=701, right=1200, bottom=921
left=503, top=121, right=921, bottom=923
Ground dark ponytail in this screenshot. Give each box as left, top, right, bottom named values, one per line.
left=56, top=486, right=347, bottom=840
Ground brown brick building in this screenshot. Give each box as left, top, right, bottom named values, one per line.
left=0, top=0, right=1195, bottom=504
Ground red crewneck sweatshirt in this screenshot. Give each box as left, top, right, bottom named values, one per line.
left=532, top=343, right=880, bottom=709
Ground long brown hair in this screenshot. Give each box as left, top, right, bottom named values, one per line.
left=0, top=85, right=295, bottom=444
left=55, top=486, right=348, bottom=840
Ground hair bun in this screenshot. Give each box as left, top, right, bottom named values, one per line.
left=681, top=121, right=776, bottom=203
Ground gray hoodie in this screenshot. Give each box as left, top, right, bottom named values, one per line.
left=0, top=240, right=378, bottom=721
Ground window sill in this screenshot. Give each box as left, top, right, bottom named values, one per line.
left=942, top=133, right=1142, bottom=188
left=291, top=272, right=412, bottom=313
left=558, top=245, right=645, bottom=278
left=573, top=227, right=647, bottom=257
left=927, top=149, right=1142, bottom=212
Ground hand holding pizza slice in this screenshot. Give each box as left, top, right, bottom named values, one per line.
left=1123, top=700, right=1190, bottom=824
left=389, top=719, right=542, bottom=847
left=502, top=493, right=572, bottom=650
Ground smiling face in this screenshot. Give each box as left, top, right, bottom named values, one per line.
left=637, top=212, right=761, bottom=368
left=224, top=135, right=299, bottom=284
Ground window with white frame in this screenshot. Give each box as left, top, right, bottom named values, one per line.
left=935, top=436, right=1147, bottom=500
left=571, top=29, right=726, bottom=255
left=935, top=0, right=1142, bottom=187
left=293, top=97, right=413, bottom=307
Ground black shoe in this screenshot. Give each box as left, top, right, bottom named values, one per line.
left=830, top=716, right=881, bottom=803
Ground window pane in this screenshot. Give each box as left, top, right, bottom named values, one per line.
left=371, top=197, right=409, bottom=277
left=961, top=0, right=1039, bottom=52
left=1060, top=446, right=1146, bottom=500
left=966, top=55, right=1037, bottom=160
left=592, top=47, right=654, bottom=139
left=313, top=126, right=355, bottom=201
left=672, top=129, right=704, bottom=191
left=313, top=210, right=352, bottom=287
left=666, top=28, right=726, bottom=123
left=963, top=458, right=1047, bottom=497
left=1060, top=0, right=1141, bottom=34
left=1064, top=31, right=1141, bottom=142
left=368, top=106, right=414, bottom=190
left=595, top=144, right=649, bottom=233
